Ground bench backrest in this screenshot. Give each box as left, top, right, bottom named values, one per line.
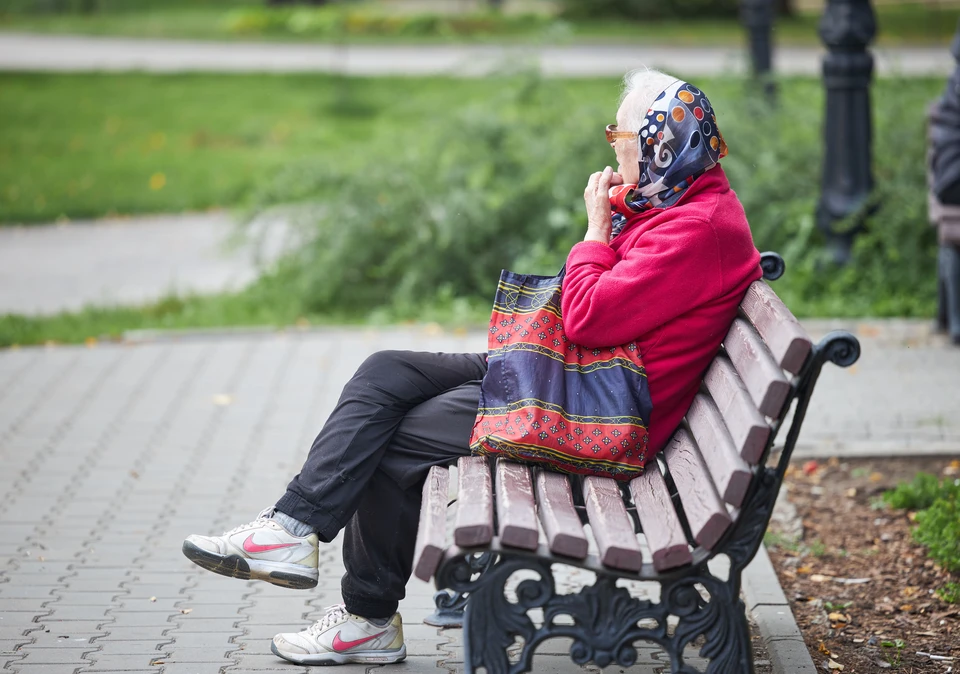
left=414, top=254, right=859, bottom=579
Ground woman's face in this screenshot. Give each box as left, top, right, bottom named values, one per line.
left=614, top=94, right=642, bottom=185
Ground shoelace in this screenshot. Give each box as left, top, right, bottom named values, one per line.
left=306, top=605, right=350, bottom=637
left=220, top=507, right=275, bottom=537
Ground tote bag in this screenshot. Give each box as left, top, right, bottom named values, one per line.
left=469, top=268, right=654, bottom=481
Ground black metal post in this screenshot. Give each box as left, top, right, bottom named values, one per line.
left=816, top=0, right=877, bottom=265
left=740, top=0, right=776, bottom=96
left=928, top=22, right=960, bottom=344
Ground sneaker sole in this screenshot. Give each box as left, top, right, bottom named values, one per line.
left=181, top=540, right=318, bottom=590
left=270, top=642, right=407, bottom=665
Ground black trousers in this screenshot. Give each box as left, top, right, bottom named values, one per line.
left=275, top=350, right=487, bottom=619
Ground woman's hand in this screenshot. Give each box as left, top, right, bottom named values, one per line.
left=583, top=166, right=622, bottom=244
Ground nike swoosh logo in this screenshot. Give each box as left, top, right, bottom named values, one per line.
left=242, top=534, right=301, bottom=554
left=331, top=630, right=387, bottom=652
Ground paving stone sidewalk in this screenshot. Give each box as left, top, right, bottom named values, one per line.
left=0, top=213, right=291, bottom=316
left=0, top=32, right=954, bottom=77
left=0, top=323, right=956, bottom=673
left=0, top=329, right=770, bottom=674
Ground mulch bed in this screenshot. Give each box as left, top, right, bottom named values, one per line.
left=765, top=455, right=960, bottom=673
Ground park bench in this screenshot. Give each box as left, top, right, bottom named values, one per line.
left=411, top=252, right=862, bottom=674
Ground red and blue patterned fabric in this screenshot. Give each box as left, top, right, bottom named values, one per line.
left=469, top=269, right=653, bottom=480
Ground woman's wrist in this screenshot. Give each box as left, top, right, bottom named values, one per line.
left=583, top=227, right=611, bottom=245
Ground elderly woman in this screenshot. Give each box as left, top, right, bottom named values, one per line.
left=182, top=69, right=761, bottom=667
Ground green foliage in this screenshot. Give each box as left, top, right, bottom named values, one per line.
left=557, top=0, right=739, bottom=20
left=248, top=72, right=606, bottom=319
left=883, top=472, right=953, bottom=510
left=718, top=77, right=938, bottom=318
left=914, top=491, right=960, bottom=573
left=937, top=581, right=960, bottom=604
left=884, top=473, right=960, bottom=576
left=880, top=639, right=906, bottom=668
left=222, top=5, right=552, bottom=38
left=248, top=74, right=942, bottom=321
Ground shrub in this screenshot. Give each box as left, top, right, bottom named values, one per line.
left=883, top=472, right=952, bottom=511
left=913, top=489, right=960, bottom=573
left=249, top=73, right=607, bottom=320
left=248, top=74, right=941, bottom=322
left=884, top=473, right=960, bottom=576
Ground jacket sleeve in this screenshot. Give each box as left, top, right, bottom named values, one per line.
left=560, top=217, right=723, bottom=348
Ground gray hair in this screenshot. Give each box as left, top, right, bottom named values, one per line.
left=619, top=68, right=679, bottom=132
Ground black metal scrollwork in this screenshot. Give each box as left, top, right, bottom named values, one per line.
left=759, top=251, right=786, bottom=281
left=439, top=552, right=753, bottom=674
left=818, top=330, right=862, bottom=368
left=425, top=553, right=495, bottom=627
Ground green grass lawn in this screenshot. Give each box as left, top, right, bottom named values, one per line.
left=1, top=2, right=957, bottom=46
left=0, top=73, right=616, bottom=223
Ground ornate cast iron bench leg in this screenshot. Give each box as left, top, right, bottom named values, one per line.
left=438, top=551, right=754, bottom=674
left=424, top=552, right=494, bottom=628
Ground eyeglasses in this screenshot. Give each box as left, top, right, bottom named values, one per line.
left=606, top=124, right=638, bottom=145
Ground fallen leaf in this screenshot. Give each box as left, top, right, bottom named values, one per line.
left=853, top=638, right=865, bottom=643
left=84, top=337, right=97, bottom=348
left=827, top=658, right=845, bottom=670
left=828, top=612, right=850, bottom=624
left=869, top=472, right=884, bottom=483
left=797, top=565, right=813, bottom=575
left=129, top=470, right=140, bottom=479
left=845, top=487, right=857, bottom=498
left=899, top=604, right=914, bottom=612
left=819, top=641, right=833, bottom=656
left=810, top=574, right=832, bottom=583
left=803, top=460, right=819, bottom=476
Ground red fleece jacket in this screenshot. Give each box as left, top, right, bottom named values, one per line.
left=561, top=166, right=761, bottom=456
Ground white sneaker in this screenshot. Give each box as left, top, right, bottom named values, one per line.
left=182, top=508, right=319, bottom=589
left=271, top=604, right=406, bottom=666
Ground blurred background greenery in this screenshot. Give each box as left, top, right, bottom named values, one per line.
left=0, top=0, right=955, bottom=345
left=0, top=0, right=957, bottom=44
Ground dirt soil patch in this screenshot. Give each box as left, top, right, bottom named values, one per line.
left=765, top=456, right=960, bottom=673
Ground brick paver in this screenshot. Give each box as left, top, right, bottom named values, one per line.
left=0, top=331, right=741, bottom=673
left=2, top=322, right=955, bottom=673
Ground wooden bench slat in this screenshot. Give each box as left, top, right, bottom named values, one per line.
left=740, top=281, right=813, bottom=375
left=534, top=470, right=589, bottom=559
left=495, top=460, right=539, bottom=551
left=663, top=427, right=733, bottom=551
left=582, top=476, right=643, bottom=572
left=412, top=466, right=450, bottom=582
left=454, top=456, right=494, bottom=547
left=723, top=317, right=792, bottom=418
left=686, top=393, right=753, bottom=507
left=630, top=468, right=693, bottom=571
left=703, top=354, right=771, bottom=465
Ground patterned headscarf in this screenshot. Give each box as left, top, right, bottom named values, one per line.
left=610, top=79, right=727, bottom=235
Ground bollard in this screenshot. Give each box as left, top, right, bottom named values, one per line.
left=816, top=0, right=877, bottom=265
left=740, top=0, right=776, bottom=96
